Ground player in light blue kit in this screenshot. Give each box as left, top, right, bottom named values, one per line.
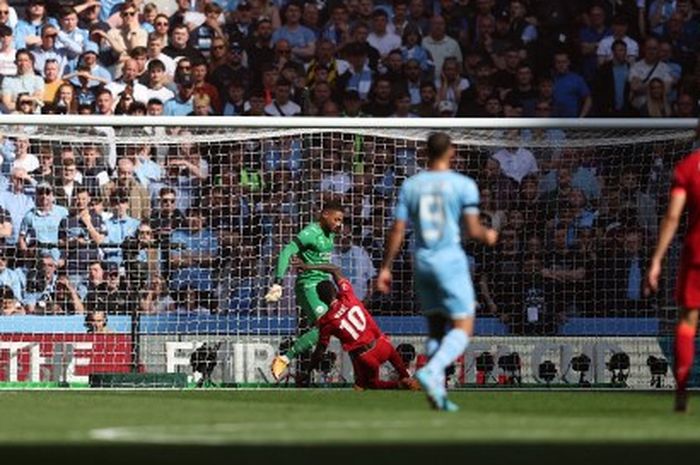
left=378, top=132, right=498, bottom=411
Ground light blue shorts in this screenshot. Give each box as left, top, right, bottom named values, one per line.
left=414, top=251, right=475, bottom=319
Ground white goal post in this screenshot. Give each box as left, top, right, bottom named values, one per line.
left=0, top=116, right=697, bottom=389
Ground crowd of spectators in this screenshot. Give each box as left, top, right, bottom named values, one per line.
left=0, top=0, right=698, bottom=118
left=0, top=0, right=699, bottom=335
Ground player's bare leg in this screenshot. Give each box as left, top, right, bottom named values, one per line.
left=674, top=308, right=698, bottom=413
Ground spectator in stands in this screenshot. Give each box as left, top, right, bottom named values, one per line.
left=191, top=58, right=221, bottom=113
left=14, top=0, right=53, bottom=50
left=84, top=310, right=109, bottom=332
left=597, top=15, right=638, bottom=65
left=0, top=168, right=35, bottom=245
left=209, top=39, right=248, bottom=100
left=594, top=39, right=632, bottom=117
left=169, top=207, right=219, bottom=291
left=0, top=247, right=23, bottom=302
left=492, top=142, right=538, bottom=184
left=42, top=59, right=62, bottom=105
left=362, top=75, right=394, bottom=116
left=145, top=33, right=175, bottom=80
left=57, top=6, right=87, bottom=65
left=53, top=157, right=82, bottom=207
left=59, top=187, right=105, bottom=284
left=163, top=24, right=203, bottom=62
left=322, top=4, right=351, bottom=47
left=143, top=59, right=174, bottom=103
left=122, top=141, right=161, bottom=189
left=265, top=78, right=301, bottom=116
left=190, top=2, right=224, bottom=58
left=552, top=51, right=591, bottom=118
left=436, top=56, right=469, bottom=107
left=272, top=1, right=316, bottom=62
left=674, top=93, right=698, bottom=117
left=72, top=41, right=111, bottom=88
left=422, top=15, right=461, bottom=80
left=368, top=9, right=400, bottom=58
left=102, top=190, right=140, bottom=266
left=332, top=233, right=376, bottom=302
left=579, top=5, right=610, bottom=84
left=97, top=2, right=147, bottom=68
left=618, top=169, right=658, bottom=236
left=89, top=263, right=136, bottom=314
left=139, top=274, right=175, bottom=313
left=600, top=228, right=651, bottom=315
left=94, top=88, right=114, bottom=115
left=0, top=25, right=16, bottom=76
left=543, top=225, right=587, bottom=318
left=106, top=58, right=149, bottom=104
left=628, top=37, right=674, bottom=112
left=639, top=77, right=672, bottom=117
left=164, top=72, right=196, bottom=116
left=102, top=158, right=150, bottom=221
left=22, top=254, right=60, bottom=313
left=246, top=17, right=275, bottom=82
left=1, top=49, right=44, bottom=113
left=19, top=182, right=68, bottom=262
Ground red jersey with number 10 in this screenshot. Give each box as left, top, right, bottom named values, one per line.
left=317, top=279, right=382, bottom=352
left=672, top=150, right=700, bottom=264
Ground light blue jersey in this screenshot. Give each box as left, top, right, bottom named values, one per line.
left=395, top=170, right=480, bottom=317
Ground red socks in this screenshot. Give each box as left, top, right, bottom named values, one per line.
left=674, top=322, right=697, bottom=392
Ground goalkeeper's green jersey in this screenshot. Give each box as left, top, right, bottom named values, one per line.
left=275, top=222, right=336, bottom=286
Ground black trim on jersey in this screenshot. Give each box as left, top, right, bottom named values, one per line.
left=293, top=237, right=305, bottom=251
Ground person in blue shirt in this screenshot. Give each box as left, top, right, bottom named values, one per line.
left=18, top=183, right=69, bottom=262
left=552, top=51, right=592, bottom=118
left=378, top=132, right=498, bottom=411
left=169, top=207, right=219, bottom=291
left=271, top=1, right=316, bottom=61
left=163, top=73, right=195, bottom=116
left=0, top=168, right=35, bottom=245
left=103, top=190, right=140, bottom=265
left=0, top=246, right=25, bottom=302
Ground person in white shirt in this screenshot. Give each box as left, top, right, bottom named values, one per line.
left=628, top=36, right=674, bottom=110
left=145, top=33, right=176, bottom=78
left=144, top=59, right=174, bottom=103
left=12, top=136, right=40, bottom=174
left=491, top=146, right=538, bottom=184
left=597, top=16, right=639, bottom=65
left=264, top=78, right=301, bottom=116
left=105, top=58, right=149, bottom=103
left=436, top=56, right=469, bottom=105
left=367, top=9, right=401, bottom=58
left=331, top=234, right=376, bottom=302
left=0, top=24, right=16, bottom=76
left=421, top=15, right=461, bottom=80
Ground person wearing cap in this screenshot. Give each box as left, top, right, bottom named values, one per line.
left=18, top=182, right=69, bottom=262
left=209, top=38, right=249, bottom=99
left=163, top=72, right=196, bottom=116
left=70, top=40, right=112, bottom=87
left=102, top=189, right=140, bottom=266
left=0, top=24, right=16, bottom=76
left=436, top=99, right=456, bottom=116
left=272, top=1, right=316, bottom=61
left=30, top=24, right=70, bottom=76
left=145, top=33, right=176, bottom=78
left=14, top=0, right=58, bottom=50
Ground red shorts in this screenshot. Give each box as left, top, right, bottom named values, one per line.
left=676, top=258, right=700, bottom=309
left=351, top=337, right=407, bottom=389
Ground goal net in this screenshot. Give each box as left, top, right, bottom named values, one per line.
left=0, top=117, right=696, bottom=389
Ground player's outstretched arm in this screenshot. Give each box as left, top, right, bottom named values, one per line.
left=378, top=220, right=406, bottom=294
left=265, top=241, right=301, bottom=303
left=464, top=213, right=498, bottom=246
left=645, top=191, right=686, bottom=295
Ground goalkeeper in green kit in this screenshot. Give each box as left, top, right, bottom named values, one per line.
left=265, top=201, right=345, bottom=380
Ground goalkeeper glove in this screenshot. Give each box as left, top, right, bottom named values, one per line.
left=265, top=284, right=283, bottom=303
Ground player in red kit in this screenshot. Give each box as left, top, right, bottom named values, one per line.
left=299, top=262, right=418, bottom=390
left=646, top=149, right=700, bottom=412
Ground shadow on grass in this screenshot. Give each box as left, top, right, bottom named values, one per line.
left=2, top=443, right=699, bottom=465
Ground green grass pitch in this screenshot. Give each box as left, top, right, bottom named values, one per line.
left=1, top=390, right=700, bottom=465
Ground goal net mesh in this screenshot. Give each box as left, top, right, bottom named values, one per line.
left=0, top=122, right=695, bottom=389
